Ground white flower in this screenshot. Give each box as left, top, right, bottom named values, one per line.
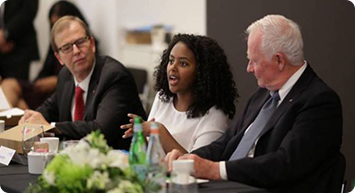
left=107, top=180, right=138, bottom=193
left=106, top=150, right=129, bottom=170
left=87, top=171, right=110, bottom=190
left=43, top=170, right=56, bottom=186
left=87, top=148, right=106, bottom=169
left=60, top=140, right=107, bottom=169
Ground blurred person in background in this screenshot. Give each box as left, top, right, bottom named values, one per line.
left=0, top=0, right=39, bottom=81
left=1, top=0, right=99, bottom=110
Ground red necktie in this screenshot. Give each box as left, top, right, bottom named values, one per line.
left=74, top=86, right=85, bottom=121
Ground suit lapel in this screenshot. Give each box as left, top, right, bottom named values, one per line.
left=259, top=65, right=316, bottom=137
left=84, top=56, right=103, bottom=119
left=62, top=78, right=74, bottom=121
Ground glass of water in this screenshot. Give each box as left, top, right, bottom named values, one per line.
left=22, top=124, right=44, bottom=155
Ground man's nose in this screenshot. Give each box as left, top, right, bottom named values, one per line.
left=247, top=61, right=253, bottom=73
left=72, top=44, right=80, bottom=55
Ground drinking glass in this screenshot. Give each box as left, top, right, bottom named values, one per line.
left=59, top=140, right=80, bottom=151
left=22, top=124, right=44, bottom=155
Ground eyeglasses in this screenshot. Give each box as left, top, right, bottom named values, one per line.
left=58, top=36, right=90, bottom=54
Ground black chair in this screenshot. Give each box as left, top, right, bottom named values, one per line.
left=127, top=67, right=149, bottom=110
left=327, top=152, right=346, bottom=193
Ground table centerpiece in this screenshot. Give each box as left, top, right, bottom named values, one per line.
left=25, top=131, right=144, bottom=193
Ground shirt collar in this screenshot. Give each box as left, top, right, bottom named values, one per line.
left=275, top=61, right=307, bottom=102
left=73, top=59, right=96, bottom=92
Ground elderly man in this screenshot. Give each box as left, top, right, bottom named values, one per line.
left=166, top=15, right=343, bottom=192
left=20, top=16, right=146, bottom=150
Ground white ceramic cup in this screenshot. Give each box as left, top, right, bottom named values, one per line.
left=0, top=120, right=5, bottom=133
left=40, top=137, right=59, bottom=153
left=28, top=151, right=55, bottom=174
left=172, top=159, right=196, bottom=185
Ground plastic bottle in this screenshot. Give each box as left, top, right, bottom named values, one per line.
left=146, top=122, right=166, bottom=193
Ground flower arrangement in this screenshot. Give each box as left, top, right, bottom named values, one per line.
left=25, top=131, right=144, bottom=193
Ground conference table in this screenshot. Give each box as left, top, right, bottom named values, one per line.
left=0, top=163, right=271, bottom=193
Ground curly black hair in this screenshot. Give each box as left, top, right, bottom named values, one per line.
left=154, top=34, right=239, bottom=119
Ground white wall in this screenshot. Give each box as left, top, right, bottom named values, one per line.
left=73, top=0, right=206, bottom=60
left=34, top=0, right=206, bottom=67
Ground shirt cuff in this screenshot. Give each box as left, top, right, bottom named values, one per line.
left=219, top=161, right=228, bottom=180
left=50, top=122, right=56, bottom=127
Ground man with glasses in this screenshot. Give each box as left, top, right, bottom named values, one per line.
left=19, top=16, right=146, bottom=150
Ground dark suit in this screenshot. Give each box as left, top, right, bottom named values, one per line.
left=37, top=56, right=147, bottom=150
left=0, top=0, right=39, bottom=80
left=193, top=65, right=343, bottom=192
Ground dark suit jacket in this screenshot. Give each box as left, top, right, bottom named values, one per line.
left=193, top=65, right=343, bottom=193
left=37, top=56, right=147, bottom=150
left=0, top=0, right=39, bottom=80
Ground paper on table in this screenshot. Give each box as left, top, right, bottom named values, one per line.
left=165, top=178, right=209, bottom=184
left=0, top=146, right=16, bottom=166
left=0, top=88, right=11, bottom=111
left=197, top=179, right=209, bottom=183
left=0, top=108, right=24, bottom=118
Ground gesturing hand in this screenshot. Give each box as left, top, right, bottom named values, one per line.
left=120, top=113, right=154, bottom=138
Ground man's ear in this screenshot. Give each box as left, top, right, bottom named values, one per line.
left=275, top=52, right=286, bottom=71
left=54, top=52, right=65, bottom=66
left=90, top=37, right=96, bottom=53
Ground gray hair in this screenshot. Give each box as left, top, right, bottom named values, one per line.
left=246, top=15, right=304, bottom=66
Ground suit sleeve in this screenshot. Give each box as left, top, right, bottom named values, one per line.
left=36, top=88, right=60, bottom=122
left=224, top=91, right=342, bottom=188
left=5, top=0, right=39, bottom=41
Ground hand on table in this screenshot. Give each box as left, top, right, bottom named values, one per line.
left=19, top=110, right=49, bottom=125
left=19, top=110, right=61, bottom=135
left=165, top=149, right=221, bottom=180
left=120, top=113, right=155, bottom=138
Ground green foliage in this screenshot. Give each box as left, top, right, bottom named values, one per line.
left=85, top=130, right=111, bottom=154
left=25, top=131, right=144, bottom=193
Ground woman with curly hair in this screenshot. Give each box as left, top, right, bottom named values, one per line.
left=121, top=34, right=238, bottom=153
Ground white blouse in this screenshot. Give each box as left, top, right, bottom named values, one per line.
left=148, top=93, right=230, bottom=152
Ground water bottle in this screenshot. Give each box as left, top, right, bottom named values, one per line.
left=129, top=117, right=147, bottom=182
left=146, top=122, right=166, bottom=193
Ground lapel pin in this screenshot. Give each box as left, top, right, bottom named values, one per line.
left=93, top=90, right=96, bottom=94
left=289, top=99, right=293, bottom=102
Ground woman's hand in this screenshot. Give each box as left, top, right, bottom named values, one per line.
left=120, top=113, right=155, bottom=138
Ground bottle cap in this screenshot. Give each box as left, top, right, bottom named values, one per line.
left=150, top=122, right=159, bottom=134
